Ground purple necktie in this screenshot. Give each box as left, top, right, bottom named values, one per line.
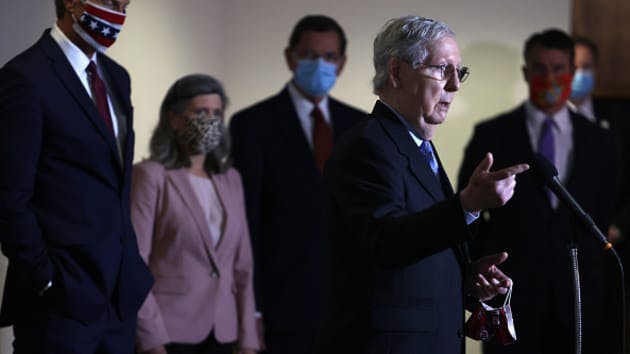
left=538, top=118, right=555, bottom=162
left=538, top=117, right=555, bottom=201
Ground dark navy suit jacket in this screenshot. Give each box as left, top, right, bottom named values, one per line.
left=457, top=104, right=619, bottom=354
left=324, top=101, right=473, bottom=354
left=229, top=87, right=365, bottom=335
left=593, top=99, right=630, bottom=239
left=0, top=30, right=153, bottom=327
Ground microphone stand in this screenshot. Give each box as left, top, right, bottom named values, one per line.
left=567, top=216, right=626, bottom=354
left=609, top=246, right=627, bottom=354
left=534, top=154, right=626, bottom=354
left=567, top=222, right=582, bottom=354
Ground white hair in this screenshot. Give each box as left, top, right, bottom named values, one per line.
left=372, top=16, right=455, bottom=94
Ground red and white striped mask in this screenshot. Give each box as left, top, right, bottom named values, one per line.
left=73, top=1, right=126, bottom=53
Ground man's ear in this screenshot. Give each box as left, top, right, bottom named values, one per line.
left=388, top=57, right=402, bottom=89
left=284, top=47, right=296, bottom=73
left=335, top=55, right=347, bottom=76
left=521, top=65, right=529, bottom=84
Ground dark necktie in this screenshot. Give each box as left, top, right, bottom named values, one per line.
left=311, top=106, right=333, bottom=174
left=538, top=117, right=556, bottom=202
left=87, top=61, right=114, bottom=135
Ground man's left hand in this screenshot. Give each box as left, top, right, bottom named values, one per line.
left=467, top=252, right=512, bottom=301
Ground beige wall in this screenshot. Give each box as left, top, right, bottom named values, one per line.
left=0, top=0, right=570, bottom=352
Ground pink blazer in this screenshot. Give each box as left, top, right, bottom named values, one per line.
left=131, top=160, right=258, bottom=351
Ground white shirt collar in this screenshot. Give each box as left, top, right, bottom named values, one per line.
left=567, top=98, right=596, bottom=122
left=50, top=23, right=97, bottom=76
left=525, top=100, right=572, bottom=134
left=379, top=99, right=425, bottom=148
left=287, top=81, right=330, bottom=124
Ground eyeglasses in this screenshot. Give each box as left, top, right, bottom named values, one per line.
left=416, top=62, right=470, bottom=83
left=293, top=50, right=342, bottom=63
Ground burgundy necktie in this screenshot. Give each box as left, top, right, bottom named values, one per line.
left=86, top=61, right=114, bottom=135
left=311, top=106, right=333, bottom=174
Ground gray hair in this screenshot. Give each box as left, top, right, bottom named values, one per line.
left=372, top=16, right=455, bottom=94
left=149, top=74, right=231, bottom=174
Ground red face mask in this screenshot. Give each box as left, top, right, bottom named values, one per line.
left=529, top=73, right=573, bottom=111
left=466, top=284, right=517, bottom=345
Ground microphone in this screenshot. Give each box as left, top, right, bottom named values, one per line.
left=531, top=153, right=612, bottom=250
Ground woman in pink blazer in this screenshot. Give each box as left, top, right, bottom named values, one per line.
left=131, top=74, right=259, bottom=354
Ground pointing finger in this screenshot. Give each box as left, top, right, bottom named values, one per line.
left=487, top=163, right=529, bottom=180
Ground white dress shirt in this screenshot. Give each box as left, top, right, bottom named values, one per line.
left=525, top=101, right=574, bottom=208
left=287, top=81, right=332, bottom=149
left=568, top=98, right=596, bottom=122
left=50, top=23, right=120, bottom=137
left=379, top=100, right=479, bottom=224
left=188, top=174, right=225, bottom=247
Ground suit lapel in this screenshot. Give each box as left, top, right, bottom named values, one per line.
left=566, top=111, right=589, bottom=195
left=329, top=99, right=346, bottom=141
left=498, top=105, right=552, bottom=209
left=210, top=172, right=231, bottom=254
left=372, top=101, right=445, bottom=202
left=99, top=53, right=130, bottom=166
left=40, top=32, right=121, bottom=171
left=167, top=169, right=219, bottom=263
left=275, top=89, right=320, bottom=175
left=329, top=97, right=358, bottom=142
left=433, top=145, right=454, bottom=197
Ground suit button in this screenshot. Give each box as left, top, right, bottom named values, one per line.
left=457, top=329, right=463, bottom=338
left=210, top=271, right=218, bottom=278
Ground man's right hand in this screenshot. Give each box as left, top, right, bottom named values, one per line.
left=460, top=152, right=529, bottom=214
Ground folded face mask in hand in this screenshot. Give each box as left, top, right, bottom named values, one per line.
left=465, top=284, right=516, bottom=345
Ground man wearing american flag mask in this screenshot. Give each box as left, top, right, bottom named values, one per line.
left=0, top=0, right=154, bottom=353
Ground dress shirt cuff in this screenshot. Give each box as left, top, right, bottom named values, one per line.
left=38, top=280, right=53, bottom=296
left=463, top=207, right=480, bottom=225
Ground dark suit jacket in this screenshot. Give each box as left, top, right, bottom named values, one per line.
left=457, top=103, right=619, bottom=353
left=593, top=98, right=630, bottom=237
left=324, top=101, right=473, bottom=354
left=0, top=30, right=153, bottom=327
left=229, top=87, right=365, bottom=334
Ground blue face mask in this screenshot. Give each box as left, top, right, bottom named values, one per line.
left=294, top=58, right=338, bottom=97
left=570, top=69, right=595, bottom=101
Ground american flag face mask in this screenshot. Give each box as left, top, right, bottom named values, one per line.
left=72, top=1, right=126, bottom=53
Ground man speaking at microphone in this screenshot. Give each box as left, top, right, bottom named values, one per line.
left=324, top=16, right=528, bottom=354
left=458, top=28, right=620, bottom=354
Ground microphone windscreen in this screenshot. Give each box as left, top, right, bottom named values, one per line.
left=531, top=153, right=559, bottom=182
